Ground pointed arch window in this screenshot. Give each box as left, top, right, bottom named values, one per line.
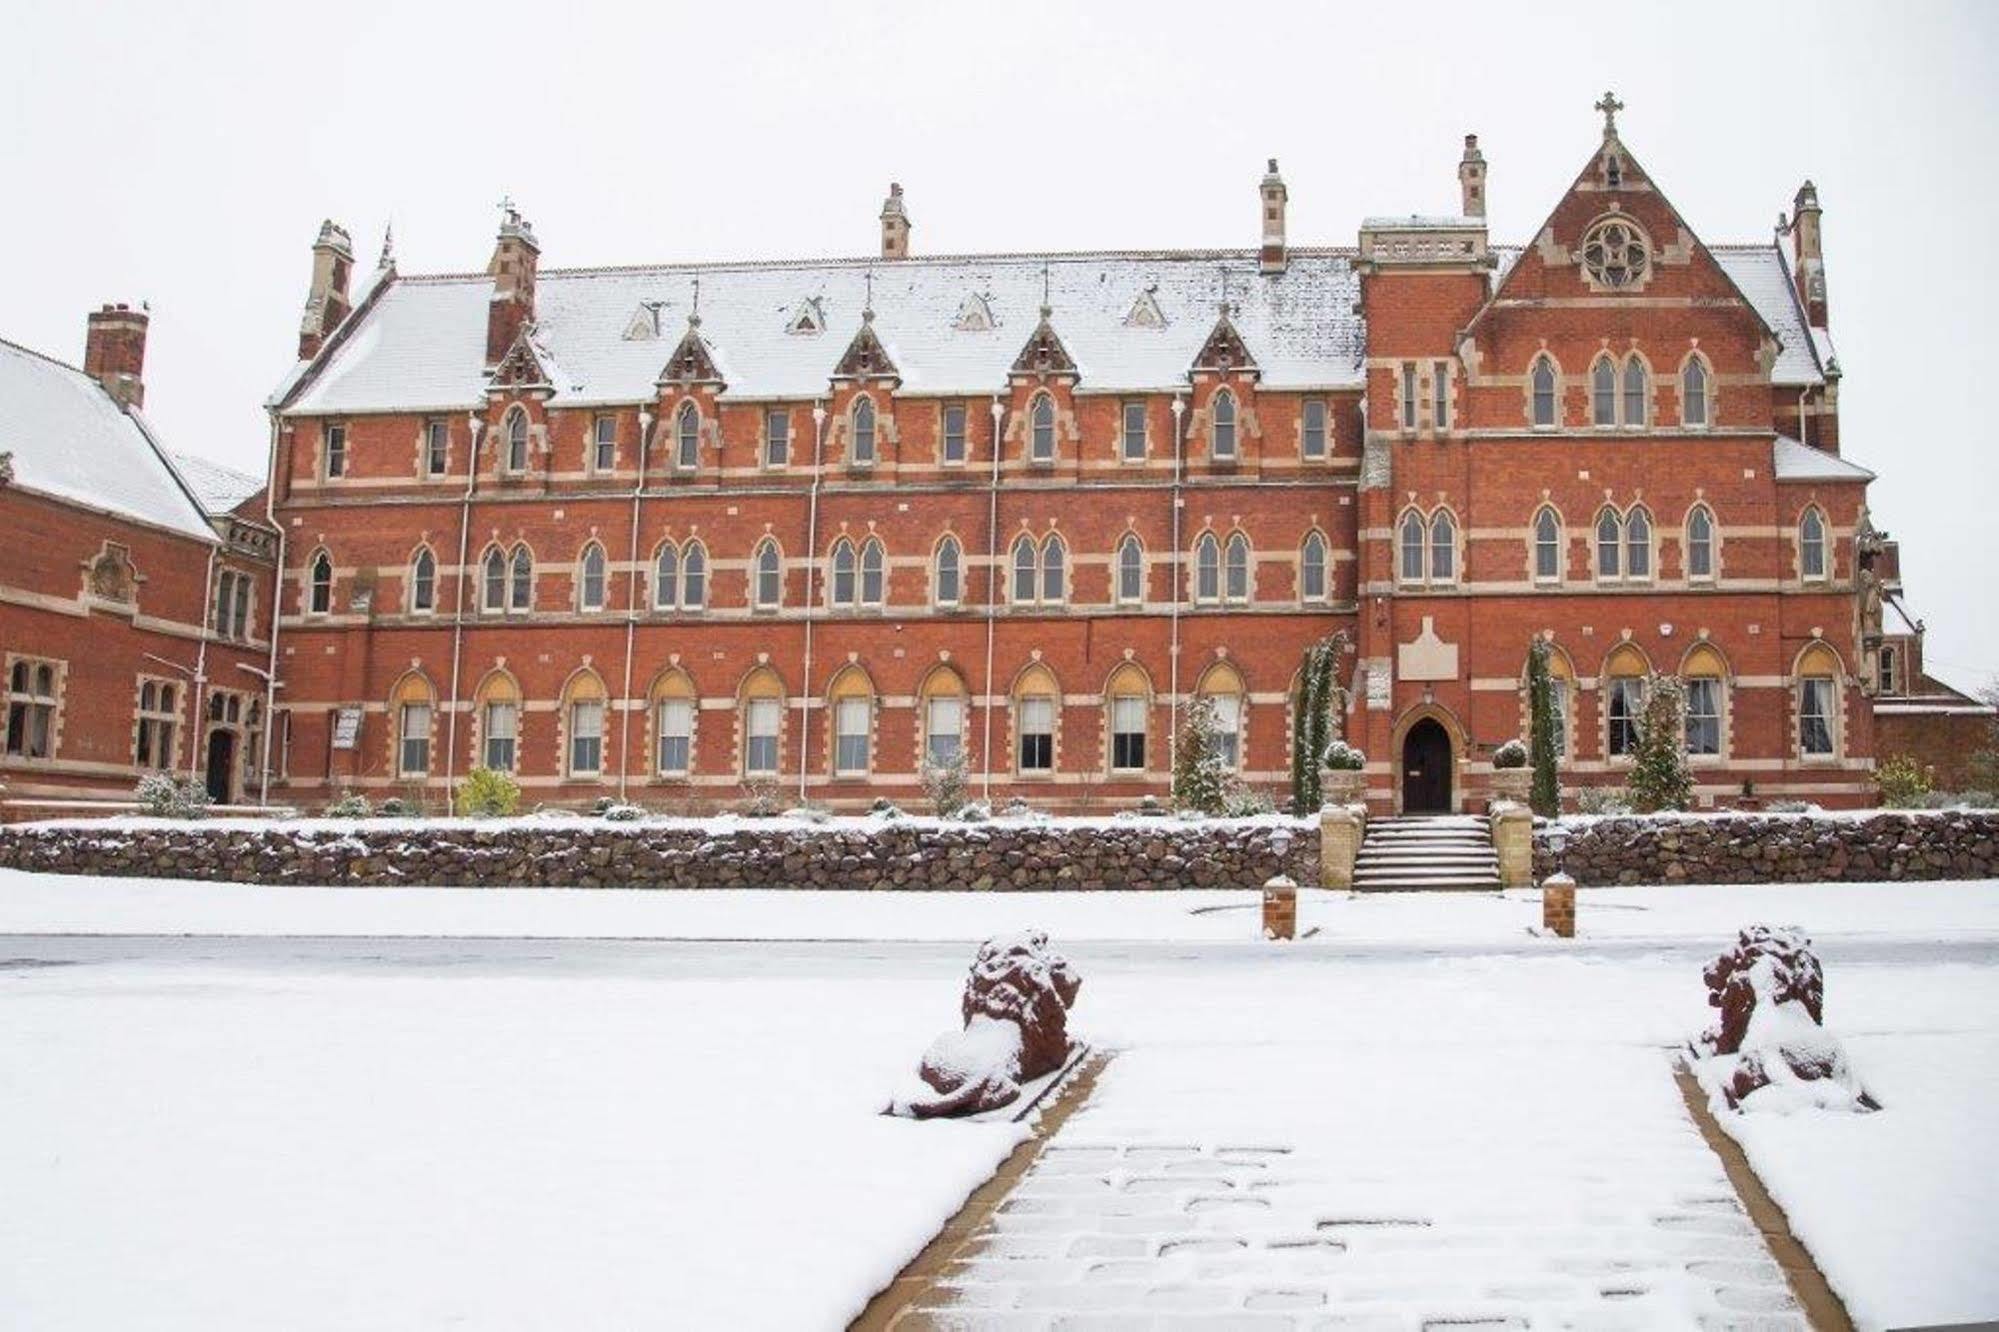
left=1592, top=356, right=1618, bottom=427
left=578, top=543, right=608, bottom=612
left=1799, top=507, right=1828, bottom=581
left=1224, top=533, right=1251, bottom=603
left=1683, top=645, right=1728, bottom=758
left=1685, top=506, right=1715, bottom=582
left=1797, top=644, right=1840, bottom=757
left=476, top=673, right=519, bottom=773
left=1596, top=510, right=1623, bottom=581
left=920, top=669, right=966, bottom=767
left=652, top=671, right=697, bottom=776
left=1531, top=356, right=1558, bottom=428
left=851, top=397, right=877, bottom=466
left=654, top=542, right=680, bottom=610
left=504, top=408, right=529, bottom=472
left=830, top=538, right=857, bottom=608
left=393, top=676, right=435, bottom=778
left=1399, top=512, right=1426, bottom=584
left=934, top=535, right=962, bottom=607
left=1116, top=535, right=1145, bottom=605
left=1040, top=534, right=1066, bottom=604
left=681, top=541, right=707, bottom=610
left=1211, top=389, right=1238, bottom=460
left=1429, top=513, right=1457, bottom=583
left=1199, top=664, right=1246, bottom=772
left=1605, top=647, right=1649, bottom=758
left=1011, top=535, right=1038, bottom=604
left=1625, top=507, right=1653, bottom=580
left=669, top=401, right=699, bottom=471
left=1106, top=664, right=1150, bottom=773
left=482, top=547, right=506, bottom=612
left=1013, top=666, right=1059, bottom=774
left=409, top=547, right=436, bottom=613
left=1533, top=507, right=1562, bottom=582
left=1029, top=393, right=1055, bottom=463
left=1681, top=356, right=1710, bottom=428
left=829, top=669, right=874, bottom=776
left=1195, top=532, right=1222, bottom=604
left=308, top=551, right=333, bottom=614
left=753, top=540, right=782, bottom=609
left=1300, top=532, right=1328, bottom=603
left=563, top=673, right=607, bottom=778
left=1623, top=358, right=1649, bottom=427
left=860, top=538, right=886, bottom=607
left=509, top=545, right=533, bottom=611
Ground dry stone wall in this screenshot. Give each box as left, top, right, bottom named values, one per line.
left=0, top=817, right=1318, bottom=892
left=1533, top=810, right=1999, bottom=886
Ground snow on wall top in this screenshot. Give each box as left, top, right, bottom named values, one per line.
left=169, top=450, right=264, bottom=515
left=282, top=250, right=1369, bottom=414
left=1711, top=246, right=1825, bottom=386
left=1772, top=434, right=1873, bottom=482
left=0, top=338, right=216, bottom=542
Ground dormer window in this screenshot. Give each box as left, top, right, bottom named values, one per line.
left=504, top=409, right=529, bottom=472
left=852, top=397, right=877, bottom=466
left=786, top=299, right=824, bottom=335
left=1212, top=389, right=1238, bottom=460
left=952, top=293, right=995, bottom=332
left=1580, top=216, right=1649, bottom=290
left=1029, top=393, right=1055, bottom=464
left=675, top=402, right=699, bottom=471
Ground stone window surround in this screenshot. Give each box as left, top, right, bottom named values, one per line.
left=1591, top=504, right=1656, bottom=586
left=417, top=418, right=451, bottom=479
left=404, top=545, right=437, bottom=617
left=825, top=533, right=890, bottom=611
left=557, top=667, right=610, bottom=781
left=645, top=667, right=700, bottom=780
left=1113, top=532, right=1148, bottom=607
left=915, top=666, right=970, bottom=769
left=1008, top=531, right=1068, bottom=608
left=1683, top=503, right=1721, bottom=584
left=1008, top=663, right=1062, bottom=779
left=931, top=533, right=964, bottom=609
left=469, top=667, right=523, bottom=773
left=1795, top=504, right=1832, bottom=584
left=132, top=672, right=182, bottom=772
left=751, top=539, right=786, bottom=611
left=1526, top=352, right=1562, bottom=430
left=1299, top=529, right=1331, bottom=605
left=737, top=667, right=789, bottom=778
left=650, top=537, right=710, bottom=613
left=576, top=540, right=610, bottom=614
left=1792, top=642, right=1846, bottom=763
left=478, top=541, right=538, bottom=615
left=2, top=654, right=64, bottom=765
left=826, top=664, right=877, bottom=779
left=1589, top=349, right=1653, bottom=430
left=306, top=548, right=335, bottom=616
left=387, top=670, right=437, bottom=780
left=1528, top=503, right=1567, bottom=585
left=1575, top=211, right=1656, bottom=295
left=1394, top=505, right=1461, bottom=588
left=1102, top=662, right=1153, bottom=775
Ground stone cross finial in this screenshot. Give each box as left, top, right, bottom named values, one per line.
left=1595, top=90, right=1624, bottom=136
left=496, top=194, right=516, bottom=223
left=1040, top=260, right=1051, bottom=316
left=689, top=276, right=701, bottom=327
left=863, top=269, right=875, bottom=320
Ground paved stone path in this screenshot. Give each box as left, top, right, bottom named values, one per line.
left=888, top=1043, right=1808, bottom=1330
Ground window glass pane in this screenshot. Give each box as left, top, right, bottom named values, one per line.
left=1302, top=535, right=1326, bottom=600
left=594, top=417, right=616, bottom=470
left=1302, top=399, right=1326, bottom=458
left=678, top=406, right=699, bottom=468
left=570, top=700, right=603, bottom=773
left=1041, top=539, right=1065, bottom=602
left=835, top=696, right=870, bottom=773
left=1111, top=695, right=1146, bottom=770
left=683, top=546, right=706, bottom=608
left=1801, top=513, right=1826, bottom=578
left=511, top=549, right=532, bottom=609
left=1608, top=678, right=1644, bottom=756
left=1214, top=392, right=1237, bottom=456
left=936, top=540, right=960, bottom=604
left=400, top=703, right=431, bottom=774
left=1225, top=536, right=1249, bottom=601
left=1687, top=511, right=1712, bottom=578
left=656, top=546, right=679, bottom=608
left=1197, top=536, right=1220, bottom=601
left=1432, top=365, right=1449, bottom=430
left=1429, top=516, right=1455, bottom=582
left=1012, top=539, right=1036, bottom=603
left=1685, top=678, right=1721, bottom=755
left=1800, top=678, right=1835, bottom=754
left=1683, top=361, right=1707, bottom=425
left=942, top=405, right=966, bottom=463
left=484, top=701, right=517, bottom=772
left=1536, top=512, right=1560, bottom=579
left=657, top=699, right=692, bottom=774
left=861, top=542, right=885, bottom=605
left=757, top=546, right=780, bottom=606
left=832, top=543, right=855, bottom=606
left=1400, top=365, right=1416, bottom=429
left=581, top=547, right=605, bottom=608
left=1623, top=360, right=1647, bottom=425
left=1597, top=515, right=1621, bottom=578
left=1626, top=512, right=1651, bottom=578
left=1210, top=694, right=1242, bottom=769
left=1118, top=539, right=1143, bottom=602
left=1533, top=360, right=1556, bottom=426
left=1123, top=403, right=1146, bottom=460
left=745, top=698, right=780, bottom=773
left=1031, top=396, right=1054, bottom=461
left=852, top=399, right=876, bottom=463
left=1400, top=516, right=1425, bottom=582
left=926, top=696, right=963, bottom=766
left=1548, top=680, right=1569, bottom=758
left=1018, top=696, right=1054, bottom=771
left=765, top=410, right=789, bottom=466
left=1593, top=359, right=1616, bottom=425
left=484, top=552, right=505, bottom=609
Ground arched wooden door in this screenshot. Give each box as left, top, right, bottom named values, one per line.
left=204, top=729, right=236, bottom=804
left=1400, top=718, right=1453, bottom=814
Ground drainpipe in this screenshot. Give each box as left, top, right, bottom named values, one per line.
left=980, top=396, right=1004, bottom=803
left=1167, top=393, right=1186, bottom=779
left=188, top=543, right=220, bottom=787
left=257, top=413, right=287, bottom=805
left=616, top=408, right=652, bottom=801
left=1798, top=387, right=1810, bottom=450
left=442, top=412, right=484, bottom=813
left=798, top=401, right=828, bottom=804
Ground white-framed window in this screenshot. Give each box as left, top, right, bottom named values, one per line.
left=214, top=569, right=255, bottom=638
left=1300, top=532, right=1327, bottom=603
left=656, top=699, right=693, bottom=776
left=308, top=551, right=334, bottom=614
left=592, top=415, right=617, bottom=472
left=1210, top=692, right=1242, bottom=770
left=830, top=538, right=857, bottom=608
left=504, top=409, right=529, bottom=473
left=860, top=538, right=886, bottom=607
left=482, top=700, right=518, bottom=772
left=1531, top=355, right=1558, bottom=428
left=398, top=701, right=432, bottom=777
left=1302, top=398, right=1327, bottom=459
left=675, top=402, right=700, bottom=471
left=1029, top=393, right=1055, bottom=463
left=681, top=542, right=706, bottom=610
left=925, top=695, right=963, bottom=766
left=1533, top=507, right=1562, bottom=582
left=1195, top=532, right=1222, bottom=603
left=1625, top=507, right=1653, bottom=581
left=1592, top=356, right=1618, bottom=427
left=851, top=397, right=877, bottom=466
left=764, top=408, right=789, bottom=468
left=408, top=550, right=436, bottom=614
left=1681, top=356, right=1710, bottom=428
left=1224, top=533, right=1251, bottom=604
left=325, top=422, right=348, bottom=478
left=654, top=543, right=680, bottom=610
left=1432, top=363, right=1450, bottom=430
left=1686, top=506, right=1715, bottom=581
left=578, top=543, right=607, bottom=612
left=509, top=545, right=533, bottom=611
left=1428, top=513, right=1457, bottom=584
left=1122, top=401, right=1147, bottom=462
left=1623, top=358, right=1648, bottom=427
left=482, top=547, right=506, bottom=613
left=934, top=536, right=962, bottom=607
left=1596, top=510, right=1623, bottom=581
left=1400, top=363, right=1417, bottom=430
left=1799, top=677, right=1836, bottom=756
left=1040, top=535, right=1065, bottom=604
left=1685, top=678, right=1722, bottom=755
left=1606, top=677, right=1644, bottom=757
left=941, top=404, right=966, bottom=465
left=1017, top=695, right=1054, bottom=772
left=1011, top=535, right=1037, bottom=605
left=1799, top=508, right=1828, bottom=581
left=568, top=699, right=604, bottom=776
left=1399, top=512, right=1425, bottom=584
left=10, top=658, right=63, bottom=760
left=425, top=419, right=448, bottom=477
left=135, top=678, right=178, bottom=770
left=744, top=697, right=780, bottom=774
left=1116, top=535, right=1145, bottom=605
left=834, top=696, right=871, bottom=775
left=1110, top=694, right=1146, bottom=772
left=1212, top=389, right=1238, bottom=459
left=753, top=540, right=783, bottom=609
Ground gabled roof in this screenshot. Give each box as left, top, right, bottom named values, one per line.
left=1192, top=308, right=1258, bottom=374
left=169, top=450, right=265, bottom=515
left=278, top=250, right=1368, bottom=413
left=0, top=337, right=217, bottom=541
left=1010, top=309, right=1077, bottom=378
left=657, top=319, right=725, bottom=386
left=833, top=314, right=899, bottom=381
left=1772, top=434, right=1873, bottom=481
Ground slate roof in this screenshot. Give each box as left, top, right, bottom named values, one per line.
left=1772, top=434, right=1874, bottom=481
left=0, top=337, right=216, bottom=541
left=170, top=450, right=265, bottom=515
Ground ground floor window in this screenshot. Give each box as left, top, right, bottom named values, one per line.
left=657, top=699, right=693, bottom=776
left=5, top=658, right=60, bottom=760
left=1110, top=695, right=1146, bottom=771
left=1685, top=678, right=1722, bottom=756
left=1547, top=679, right=1569, bottom=758
left=1018, top=696, right=1054, bottom=772
left=398, top=702, right=432, bottom=777
left=483, top=701, right=518, bottom=772
left=1799, top=678, right=1836, bottom=756
left=834, top=697, right=871, bottom=775
left=135, top=679, right=178, bottom=770
left=569, top=700, right=604, bottom=776
left=925, top=696, right=963, bottom=767
left=744, top=698, right=781, bottom=775
left=1210, top=694, right=1242, bottom=770
left=1606, top=677, right=1644, bottom=757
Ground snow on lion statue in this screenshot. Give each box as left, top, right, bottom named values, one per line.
left=887, top=930, right=1082, bottom=1120
left=1692, top=924, right=1875, bottom=1113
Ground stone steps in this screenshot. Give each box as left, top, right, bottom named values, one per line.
left=1353, top=813, right=1501, bottom=892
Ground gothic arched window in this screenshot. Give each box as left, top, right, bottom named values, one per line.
left=309, top=551, right=333, bottom=614
left=1212, top=389, right=1238, bottom=460
left=1531, top=356, right=1558, bottom=428
left=1195, top=532, right=1221, bottom=603
left=676, top=401, right=700, bottom=470
left=1029, top=393, right=1054, bottom=463
left=1533, top=507, right=1562, bottom=582
left=1224, top=532, right=1251, bottom=603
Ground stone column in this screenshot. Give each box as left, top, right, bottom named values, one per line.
left=1318, top=805, right=1362, bottom=890
left=1491, top=802, right=1534, bottom=889
left=1542, top=872, right=1576, bottom=938
left=1262, top=874, right=1298, bottom=940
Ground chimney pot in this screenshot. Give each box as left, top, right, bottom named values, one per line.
left=1459, top=132, right=1488, bottom=220
left=84, top=304, right=149, bottom=410
left=1260, top=158, right=1289, bottom=274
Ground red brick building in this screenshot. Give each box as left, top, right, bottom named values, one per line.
left=0, top=308, right=277, bottom=815
left=262, top=103, right=1916, bottom=813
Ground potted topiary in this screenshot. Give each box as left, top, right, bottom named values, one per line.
left=1321, top=739, right=1367, bottom=806
left=1490, top=738, right=1532, bottom=805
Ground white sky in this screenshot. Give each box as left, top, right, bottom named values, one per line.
left=4, top=0, right=1995, bottom=694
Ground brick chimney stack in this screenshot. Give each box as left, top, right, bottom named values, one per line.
left=1459, top=134, right=1487, bottom=219
left=1791, top=180, right=1828, bottom=328
left=1259, top=159, right=1289, bottom=274
left=297, top=221, right=355, bottom=360
left=84, top=304, right=149, bottom=410
left=879, top=183, right=910, bottom=260
left=486, top=204, right=541, bottom=366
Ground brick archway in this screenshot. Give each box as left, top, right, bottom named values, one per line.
left=1389, top=702, right=1468, bottom=815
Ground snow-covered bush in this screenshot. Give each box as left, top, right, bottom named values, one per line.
left=1173, top=696, right=1231, bottom=815
left=456, top=766, right=520, bottom=818
left=918, top=747, right=970, bottom=817
left=600, top=802, right=645, bottom=822
left=323, top=790, right=373, bottom=819
left=739, top=778, right=783, bottom=818
left=1492, top=738, right=1528, bottom=770
left=1222, top=785, right=1275, bottom=817
left=1920, top=789, right=1998, bottom=810
left=134, top=774, right=209, bottom=819
left=1575, top=786, right=1631, bottom=816
left=955, top=801, right=991, bottom=823
left=1322, top=739, right=1366, bottom=772
left=783, top=804, right=832, bottom=824
left=1629, top=674, right=1694, bottom=813
left=1134, top=794, right=1169, bottom=818
left=1765, top=799, right=1817, bottom=814
left=868, top=796, right=906, bottom=821
left=998, top=796, right=1036, bottom=820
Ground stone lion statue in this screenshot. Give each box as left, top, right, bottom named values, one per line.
left=1693, top=925, right=1873, bottom=1112
left=888, top=931, right=1082, bottom=1120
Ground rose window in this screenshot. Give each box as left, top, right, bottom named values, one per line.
left=1581, top=218, right=1649, bottom=289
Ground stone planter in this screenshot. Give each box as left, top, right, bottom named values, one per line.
left=1323, top=769, right=1366, bottom=806
left=1489, top=768, right=1532, bottom=806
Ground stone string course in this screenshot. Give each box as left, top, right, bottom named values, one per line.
left=1534, top=810, right=1999, bottom=886
left=0, top=818, right=1318, bottom=892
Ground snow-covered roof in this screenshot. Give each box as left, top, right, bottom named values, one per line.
left=1361, top=214, right=1483, bottom=229
left=170, top=450, right=265, bottom=515
left=1772, top=434, right=1873, bottom=482
left=0, top=338, right=216, bottom=542
left=1711, top=246, right=1824, bottom=386
left=282, top=250, right=1368, bottom=414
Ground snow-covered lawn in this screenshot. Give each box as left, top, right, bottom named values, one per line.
left=2, top=870, right=1996, bottom=1328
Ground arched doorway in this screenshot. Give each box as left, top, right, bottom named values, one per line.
left=1400, top=718, right=1453, bottom=814
left=204, top=729, right=236, bottom=805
